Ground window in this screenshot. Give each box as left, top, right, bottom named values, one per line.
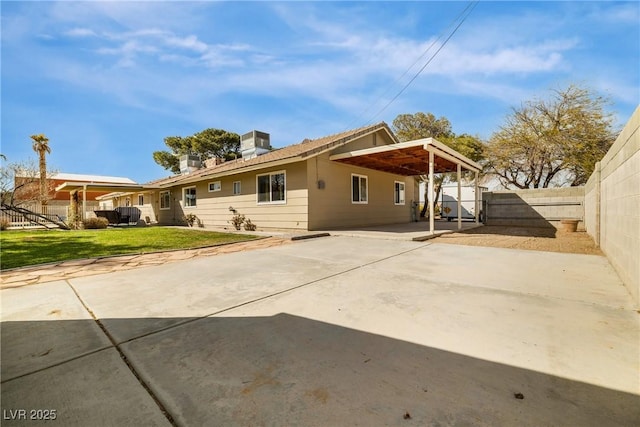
left=395, top=181, right=405, bottom=205
left=208, top=181, right=221, bottom=192
left=351, top=174, right=368, bottom=204
left=233, top=181, right=241, bottom=195
left=257, top=171, right=286, bottom=204
left=138, top=195, right=144, bottom=205
left=183, top=186, right=196, bottom=208
left=160, top=191, right=171, bottom=210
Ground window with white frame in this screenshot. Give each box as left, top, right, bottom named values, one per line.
left=183, top=186, right=197, bottom=207
left=208, top=181, right=221, bottom=192
left=160, top=191, right=170, bottom=210
left=138, top=195, right=144, bottom=205
left=351, top=174, right=368, bottom=204
left=233, top=181, right=241, bottom=195
left=257, top=171, right=286, bottom=204
left=394, top=181, right=405, bottom=205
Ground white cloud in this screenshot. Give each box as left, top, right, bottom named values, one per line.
left=65, top=28, right=97, bottom=37
left=164, top=35, right=208, bottom=53
left=11, top=1, right=635, bottom=135
left=590, top=3, right=640, bottom=25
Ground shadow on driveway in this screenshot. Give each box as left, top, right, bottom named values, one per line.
left=2, top=314, right=638, bottom=426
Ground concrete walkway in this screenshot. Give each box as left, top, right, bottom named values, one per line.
left=1, top=236, right=638, bottom=426
left=326, top=219, right=482, bottom=241
left=0, top=237, right=291, bottom=289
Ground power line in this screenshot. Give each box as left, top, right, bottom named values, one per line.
left=348, top=1, right=479, bottom=129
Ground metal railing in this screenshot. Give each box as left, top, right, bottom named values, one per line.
left=1, top=203, right=99, bottom=228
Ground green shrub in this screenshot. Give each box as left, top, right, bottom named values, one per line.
left=83, top=217, right=109, bottom=229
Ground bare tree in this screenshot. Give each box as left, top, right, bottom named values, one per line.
left=0, top=158, right=67, bottom=229
left=1, top=159, right=47, bottom=207
left=485, top=85, right=616, bottom=189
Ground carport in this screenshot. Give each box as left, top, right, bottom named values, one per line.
left=330, top=137, right=482, bottom=235
left=54, top=182, right=156, bottom=220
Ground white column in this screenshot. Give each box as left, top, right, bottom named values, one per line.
left=457, top=164, right=462, bottom=230
left=428, top=150, right=435, bottom=234
left=475, top=171, right=480, bottom=224
left=82, top=185, right=87, bottom=220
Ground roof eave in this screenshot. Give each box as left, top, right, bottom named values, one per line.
left=158, top=156, right=306, bottom=187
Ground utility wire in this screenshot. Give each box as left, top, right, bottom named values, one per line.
left=348, top=1, right=478, bottom=129
left=345, top=1, right=475, bottom=130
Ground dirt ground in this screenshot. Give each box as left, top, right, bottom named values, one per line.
left=433, top=225, right=602, bottom=255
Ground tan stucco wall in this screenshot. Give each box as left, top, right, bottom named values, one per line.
left=330, top=130, right=396, bottom=155
left=133, top=192, right=156, bottom=223
left=160, top=161, right=309, bottom=230
left=102, top=192, right=156, bottom=223
left=152, top=129, right=417, bottom=231
left=307, top=152, right=417, bottom=230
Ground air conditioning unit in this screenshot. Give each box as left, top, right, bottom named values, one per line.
left=179, top=154, right=202, bottom=174
left=241, top=130, right=271, bottom=160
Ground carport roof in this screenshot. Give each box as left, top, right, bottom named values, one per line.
left=54, top=182, right=158, bottom=193
left=329, top=137, right=481, bottom=176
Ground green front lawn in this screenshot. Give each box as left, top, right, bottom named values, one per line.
left=0, top=227, right=258, bottom=270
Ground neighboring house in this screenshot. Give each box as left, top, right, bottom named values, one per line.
left=14, top=172, right=137, bottom=207
left=92, top=122, right=481, bottom=231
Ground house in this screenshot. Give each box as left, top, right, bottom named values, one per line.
left=58, top=122, right=482, bottom=232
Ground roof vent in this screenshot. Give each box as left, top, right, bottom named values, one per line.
left=179, top=154, right=201, bottom=175
left=241, top=130, right=271, bottom=160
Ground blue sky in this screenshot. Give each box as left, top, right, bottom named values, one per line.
left=2, top=1, right=639, bottom=184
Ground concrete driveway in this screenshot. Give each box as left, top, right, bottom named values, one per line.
left=2, top=236, right=639, bottom=426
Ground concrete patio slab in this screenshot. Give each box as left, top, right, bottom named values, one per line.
left=1, top=348, right=171, bottom=426
left=117, top=238, right=638, bottom=426
left=122, top=310, right=638, bottom=427
left=212, top=264, right=639, bottom=395
left=2, top=236, right=638, bottom=426
left=68, top=242, right=364, bottom=343
left=270, top=234, right=425, bottom=264
left=325, top=220, right=482, bottom=241
left=1, top=281, right=111, bottom=381
left=371, top=242, right=635, bottom=309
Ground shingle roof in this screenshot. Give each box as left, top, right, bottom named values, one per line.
left=149, top=122, right=396, bottom=187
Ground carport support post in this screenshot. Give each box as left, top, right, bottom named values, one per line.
left=82, top=184, right=87, bottom=221
left=428, top=150, right=434, bottom=234
left=474, top=171, right=479, bottom=224
left=457, top=164, right=462, bottom=230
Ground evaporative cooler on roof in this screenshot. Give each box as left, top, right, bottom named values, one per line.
left=241, top=131, right=271, bottom=160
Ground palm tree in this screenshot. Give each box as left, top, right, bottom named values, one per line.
left=30, top=134, right=51, bottom=213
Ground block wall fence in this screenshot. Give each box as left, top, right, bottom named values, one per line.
left=584, top=106, right=639, bottom=307
left=483, top=106, right=639, bottom=307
